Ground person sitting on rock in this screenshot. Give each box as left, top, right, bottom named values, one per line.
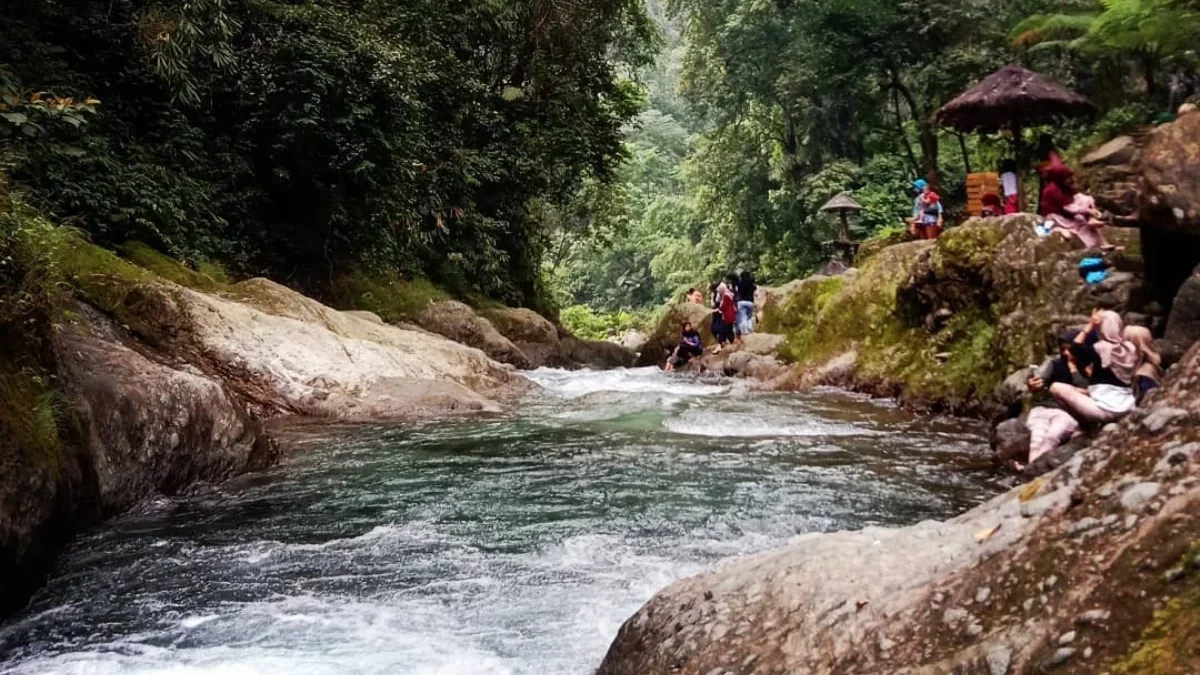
left=664, top=321, right=703, bottom=372
left=1022, top=331, right=1089, bottom=469
left=1050, top=310, right=1138, bottom=425
left=1124, top=325, right=1162, bottom=402
left=1038, top=161, right=1111, bottom=250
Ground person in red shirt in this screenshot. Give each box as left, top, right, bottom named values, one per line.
left=1039, top=161, right=1109, bottom=249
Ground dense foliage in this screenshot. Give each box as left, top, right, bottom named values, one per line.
left=549, top=0, right=1199, bottom=315
left=0, top=0, right=654, bottom=307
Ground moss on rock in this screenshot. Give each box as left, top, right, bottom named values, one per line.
left=1110, top=541, right=1200, bottom=675
left=117, top=241, right=226, bottom=292
left=764, top=216, right=1145, bottom=412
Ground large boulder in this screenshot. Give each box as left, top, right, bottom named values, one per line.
left=1, top=302, right=277, bottom=615
left=1138, top=108, right=1200, bottom=233
left=126, top=279, right=527, bottom=419
left=560, top=336, right=636, bottom=369
left=1161, top=262, right=1200, bottom=364
left=635, top=302, right=714, bottom=367
left=598, top=339, right=1200, bottom=675
left=480, top=307, right=566, bottom=368
left=55, top=303, right=278, bottom=515
left=414, top=300, right=532, bottom=369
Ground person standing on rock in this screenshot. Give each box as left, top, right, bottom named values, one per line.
left=711, top=282, right=737, bottom=353
left=909, top=179, right=943, bottom=240
left=1050, top=310, right=1137, bottom=424
left=735, top=271, right=757, bottom=336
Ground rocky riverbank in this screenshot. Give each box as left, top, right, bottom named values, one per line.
left=598, top=109, right=1200, bottom=675
left=0, top=196, right=632, bottom=615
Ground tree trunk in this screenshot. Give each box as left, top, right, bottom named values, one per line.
left=956, top=133, right=971, bottom=175
left=891, top=86, right=921, bottom=177
left=894, top=77, right=940, bottom=190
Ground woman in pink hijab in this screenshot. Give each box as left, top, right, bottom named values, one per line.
left=1050, top=310, right=1139, bottom=424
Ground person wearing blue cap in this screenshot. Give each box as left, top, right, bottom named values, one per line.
left=908, top=179, right=943, bottom=239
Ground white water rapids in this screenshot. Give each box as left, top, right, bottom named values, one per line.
left=0, top=368, right=1002, bottom=675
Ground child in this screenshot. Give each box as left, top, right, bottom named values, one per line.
left=917, top=190, right=943, bottom=239
left=1000, top=159, right=1020, bottom=214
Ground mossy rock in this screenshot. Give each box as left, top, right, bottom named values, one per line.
left=1109, top=541, right=1200, bottom=675
left=117, top=241, right=226, bottom=292
left=329, top=269, right=452, bottom=323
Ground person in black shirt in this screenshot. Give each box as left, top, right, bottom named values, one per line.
left=1023, top=331, right=1088, bottom=467
left=735, top=271, right=757, bottom=336
left=1050, top=310, right=1137, bottom=424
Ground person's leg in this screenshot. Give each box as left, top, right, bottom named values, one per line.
left=1049, top=382, right=1118, bottom=424
left=1026, top=407, right=1052, bottom=462
left=737, top=301, right=754, bottom=335
left=1028, top=407, right=1080, bottom=463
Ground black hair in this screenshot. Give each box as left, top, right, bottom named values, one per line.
left=686, top=287, right=696, bottom=295
left=1000, top=158, right=1017, bottom=173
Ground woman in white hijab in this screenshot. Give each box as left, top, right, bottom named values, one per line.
left=1050, top=310, right=1139, bottom=424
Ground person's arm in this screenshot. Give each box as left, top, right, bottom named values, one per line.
left=936, top=201, right=944, bottom=227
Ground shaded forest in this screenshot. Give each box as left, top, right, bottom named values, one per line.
left=548, top=0, right=1200, bottom=333
left=2, top=0, right=1198, bottom=325
left=1, top=0, right=655, bottom=308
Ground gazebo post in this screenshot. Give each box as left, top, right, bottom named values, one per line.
left=1013, top=119, right=1025, bottom=213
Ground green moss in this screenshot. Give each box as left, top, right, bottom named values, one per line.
left=117, top=241, right=225, bottom=291
left=1111, top=541, right=1200, bottom=675
left=330, top=268, right=451, bottom=323
left=930, top=223, right=1006, bottom=276
left=0, top=360, right=63, bottom=470
left=769, top=234, right=1017, bottom=408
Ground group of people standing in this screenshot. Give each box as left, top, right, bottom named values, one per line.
left=1013, top=309, right=1161, bottom=470
left=664, top=271, right=757, bottom=371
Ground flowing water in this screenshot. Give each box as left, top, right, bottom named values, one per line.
left=0, top=368, right=1004, bottom=675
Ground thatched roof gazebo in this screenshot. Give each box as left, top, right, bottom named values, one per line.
left=937, top=65, right=1093, bottom=212
left=936, top=65, right=1094, bottom=132
left=819, top=192, right=863, bottom=243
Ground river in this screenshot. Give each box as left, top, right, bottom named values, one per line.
left=0, top=368, right=1004, bottom=675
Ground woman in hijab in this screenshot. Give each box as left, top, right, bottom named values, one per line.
left=1124, top=325, right=1163, bottom=402
left=712, top=282, right=737, bottom=352
left=1050, top=310, right=1138, bottom=423
left=664, top=321, right=704, bottom=372
left=1022, top=331, right=1089, bottom=468
left=1039, top=162, right=1109, bottom=249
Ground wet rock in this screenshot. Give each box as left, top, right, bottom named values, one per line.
left=1077, top=609, right=1111, bottom=625
left=986, top=645, right=1013, bottom=675
left=1119, top=482, right=1162, bottom=511
left=1162, top=264, right=1200, bottom=365
left=415, top=300, right=532, bottom=369
left=1043, top=647, right=1076, bottom=669
left=991, top=419, right=1031, bottom=465
left=1141, top=406, right=1189, bottom=434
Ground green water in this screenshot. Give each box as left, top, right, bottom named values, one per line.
left=0, top=368, right=1003, bottom=675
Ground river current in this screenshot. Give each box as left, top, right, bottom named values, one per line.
left=0, top=368, right=1003, bottom=675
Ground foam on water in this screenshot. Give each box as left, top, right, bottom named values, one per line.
left=0, top=368, right=1001, bottom=675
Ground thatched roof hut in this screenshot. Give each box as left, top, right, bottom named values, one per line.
left=819, top=192, right=864, bottom=213
left=936, top=65, right=1094, bottom=132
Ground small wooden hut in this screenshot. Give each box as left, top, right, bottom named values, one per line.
left=937, top=66, right=1094, bottom=211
